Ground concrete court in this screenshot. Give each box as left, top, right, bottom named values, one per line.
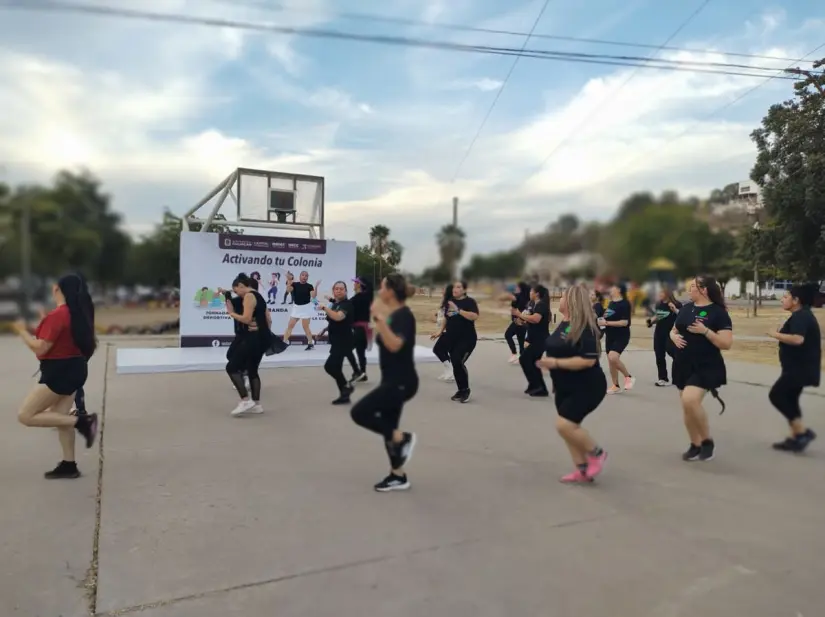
left=1, top=336, right=823, bottom=617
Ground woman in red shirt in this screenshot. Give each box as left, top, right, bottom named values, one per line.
left=12, top=273, right=98, bottom=479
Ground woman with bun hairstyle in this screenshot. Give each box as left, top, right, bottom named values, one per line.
left=537, top=284, right=608, bottom=483
left=319, top=280, right=356, bottom=405
left=350, top=274, right=419, bottom=492
left=599, top=282, right=635, bottom=394
left=670, top=275, right=733, bottom=462
left=13, top=273, right=99, bottom=479
left=219, top=272, right=273, bottom=417
left=767, top=283, right=820, bottom=452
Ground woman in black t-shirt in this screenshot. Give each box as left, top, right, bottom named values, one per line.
left=430, top=284, right=456, bottom=381
left=444, top=281, right=480, bottom=404
left=599, top=283, right=634, bottom=394
left=320, top=281, right=356, bottom=405
left=501, top=282, right=530, bottom=363
left=221, top=273, right=273, bottom=417
left=647, top=287, right=682, bottom=386
left=537, top=284, right=608, bottom=483
left=519, top=284, right=552, bottom=397
left=350, top=274, right=419, bottom=493
left=283, top=270, right=321, bottom=351
left=348, top=277, right=374, bottom=385
left=670, top=275, right=733, bottom=462
left=767, top=284, right=820, bottom=453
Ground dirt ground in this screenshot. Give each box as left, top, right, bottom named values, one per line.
left=94, top=299, right=824, bottom=368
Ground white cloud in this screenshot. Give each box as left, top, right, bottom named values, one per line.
left=0, top=2, right=820, bottom=270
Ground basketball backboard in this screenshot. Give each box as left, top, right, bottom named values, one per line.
left=183, top=168, right=325, bottom=239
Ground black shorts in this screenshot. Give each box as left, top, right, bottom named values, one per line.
left=39, top=357, right=88, bottom=396
left=554, top=373, right=607, bottom=424
left=672, top=356, right=726, bottom=391
left=605, top=334, right=629, bottom=354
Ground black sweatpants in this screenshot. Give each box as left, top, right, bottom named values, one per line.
left=325, top=345, right=351, bottom=391
left=353, top=327, right=368, bottom=375
left=449, top=337, right=477, bottom=391
left=519, top=343, right=547, bottom=393
left=433, top=333, right=451, bottom=363
left=226, top=336, right=266, bottom=400
left=351, top=377, right=418, bottom=468
left=768, top=372, right=804, bottom=423
left=504, top=322, right=526, bottom=355
left=653, top=326, right=674, bottom=381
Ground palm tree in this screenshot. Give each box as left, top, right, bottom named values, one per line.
left=436, top=223, right=466, bottom=281
left=368, top=224, right=393, bottom=279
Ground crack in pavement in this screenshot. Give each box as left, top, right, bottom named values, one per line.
left=96, top=515, right=610, bottom=616
left=83, top=343, right=111, bottom=616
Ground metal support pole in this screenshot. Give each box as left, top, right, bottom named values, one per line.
left=199, top=170, right=237, bottom=233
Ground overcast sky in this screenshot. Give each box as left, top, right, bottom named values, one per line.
left=0, top=0, right=822, bottom=268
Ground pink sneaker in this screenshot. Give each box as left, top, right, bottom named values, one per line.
left=560, top=470, right=593, bottom=484
left=586, top=451, right=607, bottom=478
left=624, top=376, right=636, bottom=390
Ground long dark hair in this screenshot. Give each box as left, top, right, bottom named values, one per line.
left=696, top=275, right=725, bottom=308
left=661, top=285, right=677, bottom=305
left=532, top=284, right=549, bottom=303
left=615, top=282, right=628, bottom=301
left=515, top=281, right=530, bottom=306
left=57, top=273, right=96, bottom=359
left=440, top=283, right=454, bottom=310
left=232, top=272, right=253, bottom=289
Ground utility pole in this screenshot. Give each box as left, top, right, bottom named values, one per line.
left=452, top=196, right=458, bottom=227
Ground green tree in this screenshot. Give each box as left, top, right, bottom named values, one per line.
left=436, top=223, right=466, bottom=281
left=750, top=60, right=825, bottom=280
left=462, top=249, right=525, bottom=280
left=368, top=224, right=403, bottom=280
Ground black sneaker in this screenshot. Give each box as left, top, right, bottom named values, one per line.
left=682, top=444, right=701, bottom=461
left=456, top=389, right=471, bottom=403
left=772, top=437, right=799, bottom=452
left=331, top=386, right=354, bottom=405
left=75, top=413, right=99, bottom=449
left=698, top=439, right=715, bottom=462
left=374, top=473, right=410, bottom=492
left=44, top=461, right=80, bottom=480
left=305, top=344, right=314, bottom=351
left=528, top=388, right=549, bottom=397
left=354, top=372, right=368, bottom=383
left=450, top=391, right=463, bottom=401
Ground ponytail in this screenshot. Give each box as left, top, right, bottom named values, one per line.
left=697, top=275, right=725, bottom=309
left=57, top=273, right=96, bottom=360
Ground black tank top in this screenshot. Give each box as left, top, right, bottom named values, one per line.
left=248, top=291, right=271, bottom=338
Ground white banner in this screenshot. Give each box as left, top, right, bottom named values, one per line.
left=179, top=231, right=356, bottom=347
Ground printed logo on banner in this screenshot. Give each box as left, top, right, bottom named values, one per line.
left=179, top=232, right=356, bottom=348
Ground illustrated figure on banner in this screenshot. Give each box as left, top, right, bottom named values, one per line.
left=283, top=271, right=322, bottom=349
left=267, top=272, right=281, bottom=305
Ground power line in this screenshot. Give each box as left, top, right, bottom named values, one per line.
left=0, top=1, right=813, bottom=82
left=597, top=41, right=825, bottom=186
left=215, top=0, right=815, bottom=66
left=450, top=0, right=552, bottom=184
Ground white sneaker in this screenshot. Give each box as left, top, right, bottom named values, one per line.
left=508, top=354, right=519, bottom=364
left=438, top=361, right=452, bottom=381
left=655, top=379, right=670, bottom=387
left=231, top=400, right=257, bottom=416
left=248, top=403, right=264, bottom=414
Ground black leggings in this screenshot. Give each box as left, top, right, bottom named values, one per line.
left=353, top=327, right=368, bottom=375
left=519, top=342, right=547, bottom=392
left=653, top=327, right=674, bottom=381
left=75, top=386, right=86, bottom=412
left=449, top=337, right=476, bottom=391
left=433, top=333, right=451, bottom=363
left=504, top=322, right=526, bottom=355
left=351, top=378, right=418, bottom=465
left=226, top=336, right=266, bottom=400
left=325, top=345, right=351, bottom=391
left=769, top=373, right=804, bottom=423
